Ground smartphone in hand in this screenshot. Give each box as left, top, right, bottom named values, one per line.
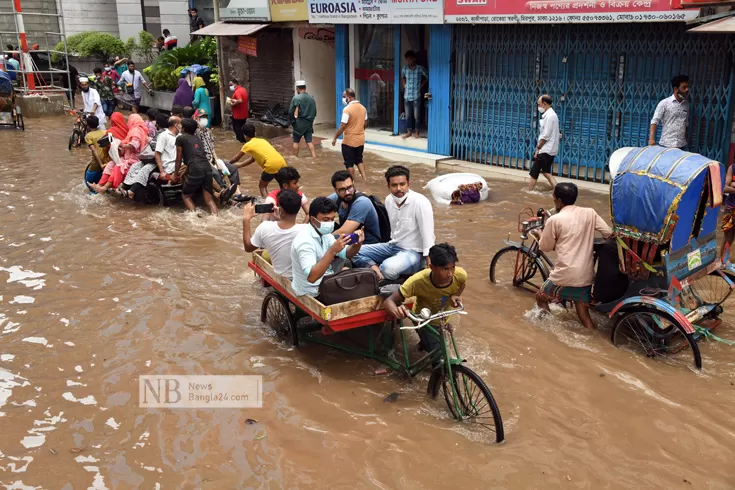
left=254, top=203, right=275, bottom=214
left=346, top=233, right=359, bottom=245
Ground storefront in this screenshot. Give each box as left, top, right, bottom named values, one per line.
left=443, top=0, right=734, bottom=183
left=311, top=0, right=452, bottom=155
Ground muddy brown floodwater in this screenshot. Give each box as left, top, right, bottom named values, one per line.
left=1, top=116, right=735, bottom=489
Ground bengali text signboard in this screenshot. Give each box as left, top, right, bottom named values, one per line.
left=307, top=0, right=443, bottom=24
left=220, top=0, right=271, bottom=21
left=444, top=0, right=700, bottom=24
left=238, top=36, right=258, bottom=57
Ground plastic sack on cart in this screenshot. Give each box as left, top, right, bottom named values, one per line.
left=423, top=173, right=489, bottom=205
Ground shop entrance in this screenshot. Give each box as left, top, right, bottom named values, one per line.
left=350, top=24, right=430, bottom=151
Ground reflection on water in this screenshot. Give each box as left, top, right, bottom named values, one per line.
left=0, top=117, right=734, bottom=488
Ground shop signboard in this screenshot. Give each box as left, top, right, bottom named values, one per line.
left=444, top=0, right=700, bottom=24
left=220, top=0, right=271, bottom=21
left=298, top=27, right=335, bottom=44
left=307, top=0, right=444, bottom=24
left=271, top=0, right=309, bottom=21
left=238, top=36, right=258, bottom=57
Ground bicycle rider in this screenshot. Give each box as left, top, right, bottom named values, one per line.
left=384, top=243, right=465, bottom=354
left=532, top=182, right=612, bottom=329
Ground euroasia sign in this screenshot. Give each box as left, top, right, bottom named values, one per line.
left=307, top=0, right=444, bottom=24
left=444, top=0, right=700, bottom=23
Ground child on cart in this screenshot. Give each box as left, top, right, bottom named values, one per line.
left=383, top=243, right=466, bottom=353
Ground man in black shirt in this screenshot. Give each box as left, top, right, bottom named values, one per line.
left=175, top=118, right=217, bottom=216
left=189, top=8, right=205, bottom=42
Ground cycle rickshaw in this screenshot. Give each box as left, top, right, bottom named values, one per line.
left=0, top=71, right=24, bottom=131
left=248, top=251, right=505, bottom=443
left=490, top=146, right=734, bottom=370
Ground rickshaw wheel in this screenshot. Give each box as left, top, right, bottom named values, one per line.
left=261, top=292, right=298, bottom=346
left=441, top=364, right=504, bottom=443
left=490, top=246, right=548, bottom=290
left=69, top=129, right=82, bottom=151
left=688, top=271, right=735, bottom=309
left=611, top=309, right=702, bottom=370
left=144, top=182, right=164, bottom=206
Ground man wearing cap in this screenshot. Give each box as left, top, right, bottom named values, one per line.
left=289, top=80, right=317, bottom=158
left=80, top=77, right=106, bottom=127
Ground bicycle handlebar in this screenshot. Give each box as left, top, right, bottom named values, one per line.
left=401, top=303, right=467, bottom=330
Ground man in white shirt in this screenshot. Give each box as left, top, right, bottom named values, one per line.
left=79, top=77, right=106, bottom=127
left=243, top=190, right=306, bottom=279
left=118, top=61, right=151, bottom=114
left=352, top=165, right=435, bottom=281
left=649, top=74, right=690, bottom=149
left=154, top=116, right=180, bottom=179
left=528, top=94, right=559, bottom=192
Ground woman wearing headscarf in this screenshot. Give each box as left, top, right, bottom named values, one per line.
left=194, top=109, right=239, bottom=203
left=91, top=114, right=149, bottom=194
left=173, top=77, right=194, bottom=108
left=191, top=76, right=212, bottom=128
left=108, top=112, right=128, bottom=140
left=90, top=112, right=127, bottom=193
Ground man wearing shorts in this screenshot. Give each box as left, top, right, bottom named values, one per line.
left=332, top=88, right=368, bottom=183
left=289, top=80, right=317, bottom=158
left=175, top=118, right=218, bottom=216
left=228, top=123, right=288, bottom=197
left=528, top=94, right=559, bottom=192
left=534, top=183, right=612, bottom=329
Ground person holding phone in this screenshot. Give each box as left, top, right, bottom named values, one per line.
left=242, top=190, right=306, bottom=279
left=290, top=197, right=364, bottom=297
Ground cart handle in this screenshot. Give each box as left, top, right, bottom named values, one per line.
left=401, top=303, right=467, bottom=330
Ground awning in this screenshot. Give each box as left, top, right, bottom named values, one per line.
left=688, top=16, right=735, bottom=33
left=192, top=22, right=269, bottom=37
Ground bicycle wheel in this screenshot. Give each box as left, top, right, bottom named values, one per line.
left=68, top=129, right=80, bottom=151
left=260, top=292, right=298, bottom=346
left=144, top=182, right=164, bottom=206
left=490, top=246, right=548, bottom=290
left=442, top=364, right=504, bottom=443
left=688, top=271, right=735, bottom=309
left=611, top=308, right=702, bottom=370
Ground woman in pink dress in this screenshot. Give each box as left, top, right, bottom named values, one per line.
left=91, top=114, right=150, bottom=194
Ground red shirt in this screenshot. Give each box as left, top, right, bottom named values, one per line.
left=267, top=188, right=303, bottom=205
left=231, top=85, right=249, bottom=120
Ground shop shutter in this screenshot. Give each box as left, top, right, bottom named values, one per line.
left=451, top=24, right=735, bottom=183
left=248, top=28, right=294, bottom=116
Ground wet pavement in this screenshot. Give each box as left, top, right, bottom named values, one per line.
left=1, top=117, right=735, bottom=489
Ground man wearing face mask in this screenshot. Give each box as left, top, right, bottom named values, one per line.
left=352, top=165, right=434, bottom=281
left=154, top=116, right=181, bottom=180
left=229, top=78, right=249, bottom=142
left=649, top=74, right=690, bottom=150
left=528, top=94, right=559, bottom=192
left=94, top=66, right=117, bottom=116
left=290, top=197, right=364, bottom=298
left=332, top=88, right=368, bottom=183
left=118, top=61, right=152, bottom=114
left=80, top=77, right=106, bottom=127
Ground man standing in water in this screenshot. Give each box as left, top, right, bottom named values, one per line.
left=332, top=88, right=368, bottom=183
left=175, top=118, right=218, bottom=216
left=118, top=62, right=152, bottom=114
left=534, top=183, right=612, bottom=329
left=528, top=94, right=559, bottom=192
left=289, top=80, right=317, bottom=158
left=649, top=75, right=690, bottom=150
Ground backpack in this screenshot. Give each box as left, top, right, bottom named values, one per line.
left=340, top=193, right=392, bottom=243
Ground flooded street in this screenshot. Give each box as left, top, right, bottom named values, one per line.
left=2, top=116, right=735, bottom=489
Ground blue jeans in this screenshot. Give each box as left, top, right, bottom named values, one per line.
left=352, top=243, right=422, bottom=280
left=101, top=100, right=116, bottom=117
left=404, top=99, right=421, bottom=132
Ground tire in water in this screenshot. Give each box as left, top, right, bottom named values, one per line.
left=442, top=364, right=504, bottom=443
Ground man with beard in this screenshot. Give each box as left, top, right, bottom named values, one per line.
left=649, top=74, right=690, bottom=150
left=79, top=77, right=106, bottom=127
left=352, top=165, right=434, bottom=281
left=118, top=61, right=152, bottom=114
left=328, top=170, right=381, bottom=245
left=533, top=183, right=612, bottom=329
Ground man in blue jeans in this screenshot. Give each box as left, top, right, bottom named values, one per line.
left=401, top=50, right=428, bottom=140
left=352, top=165, right=435, bottom=281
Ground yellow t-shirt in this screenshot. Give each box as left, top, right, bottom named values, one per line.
left=241, top=137, right=287, bottom=175
left=85, top=128, right=110, bottom=172
left=399, top=267, right=467, bottom=320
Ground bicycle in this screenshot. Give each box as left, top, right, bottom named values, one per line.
left=489, top=207, right=553, bottom=291
left=68, top=109, right=88, bottom=151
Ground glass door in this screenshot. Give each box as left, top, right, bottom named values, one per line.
left=354, top=25, right=395, bottom=132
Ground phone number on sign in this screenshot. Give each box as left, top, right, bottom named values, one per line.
left=447, top=12, right=693, bottom=23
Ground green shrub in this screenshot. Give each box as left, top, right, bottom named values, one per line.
left=52, top=32, right=126, bottom=63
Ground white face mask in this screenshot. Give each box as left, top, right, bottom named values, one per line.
left=538, top=106, right=546, bottom=114
left=198, top=118, right=208, bottom=128
left=229, top=85, right=235, bottom=92
left=392, top=193, right=408, bottom=206
left=342, top=97, right=348, bottom=106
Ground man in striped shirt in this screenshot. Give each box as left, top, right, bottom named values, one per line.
left=163, top=30, right=178, bottom=50
left=401, top=50, right=428, bottom=140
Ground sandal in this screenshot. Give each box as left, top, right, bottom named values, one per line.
left=233, top=193, right=255, bottom=203
left=220, top=184, right=237, bottom=204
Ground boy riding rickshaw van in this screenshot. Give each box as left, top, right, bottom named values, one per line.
left=0, top=70, right=24, bottom=130
left=492, top=146, right=734, bottom=370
